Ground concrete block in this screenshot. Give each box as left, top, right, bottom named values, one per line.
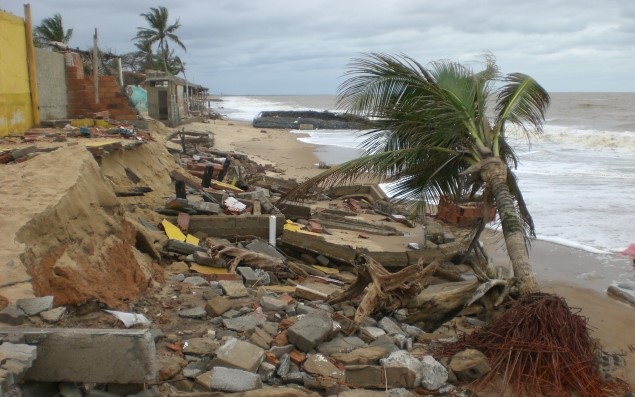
left=178, top=307, right=207, bottom=319
left=287, top=312, right=333, bottom=352
left=205, top=296, right=232, bottom=316
left=207, top=367, right=262, bottom=392
left=40, top=307, right=66, bottom=323
left=245, top=240, right=285, bottom=259
left=259, top=296, right=288, bottom=312
left=0, top=328, right=157, bottom=384
left=237, top=266, right=263, bottom=288
left=16, top=296, right=54, bottom=316
left=0, top=306, right=25, bottom=325
left=211, top=337, right=265, bottom=372
left=219, top=280, right=249, bottom=298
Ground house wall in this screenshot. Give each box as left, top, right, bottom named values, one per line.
left=35, top=48, right=68, bottom=120
left=0, top=11, right=33, bottom=136
left=66, top=53, right=138, bottom=120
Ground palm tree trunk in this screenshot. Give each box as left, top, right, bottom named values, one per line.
left=480, top=157, right=539, bottom=296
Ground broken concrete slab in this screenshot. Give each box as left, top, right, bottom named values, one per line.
left=287, top=312, right=333, bottom=352
left=211, top=337, right=265, bottom=372
left=331, top=346, right=389, bottom=365
left=0, top=306, right=25, bottom=325
left=219, top=280, right=250, bottom=298
left=16, top=296, right=54, bottom=316
left=180, top=214, right=286, bottom=240
left=40, top=306, right=66, bottom=323
left=202, top=366, right=263, bottom=392
left=205, top=296, right=233, bottom=316
left=0, top=328, right=156, bottom=384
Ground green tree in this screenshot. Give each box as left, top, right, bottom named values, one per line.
left=134, top=6, right=186, bottom=73
left=286, top=53, right=550, bottom=295
left=33, top=13, right=73, bottom=47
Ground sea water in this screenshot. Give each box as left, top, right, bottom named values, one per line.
left=212, top=94, right=635, bottom=257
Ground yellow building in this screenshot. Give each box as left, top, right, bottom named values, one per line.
left=0, top=10, right=34, bottom=136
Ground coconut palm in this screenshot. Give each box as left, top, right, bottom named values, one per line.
left=134, top=6, right=186, bottom=73
left=33, top=13, right=73, bottom=47
left=285, top=53, right=549, bottom=296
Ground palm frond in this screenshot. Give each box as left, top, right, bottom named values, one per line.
left=493, top=73, right=550, bottom=142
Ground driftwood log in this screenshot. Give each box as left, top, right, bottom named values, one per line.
left=207, top=244, right=309, bottom=279
left=328, top=253, right=439, bottom=324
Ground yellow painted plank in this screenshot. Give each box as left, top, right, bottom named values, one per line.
left=190, top=264, right=230, bottom=275
left=312, top=265, right=340, bottom=274
left=161, top=219, right=186, bottom=241
left=185, top=234, right=200, bottom=245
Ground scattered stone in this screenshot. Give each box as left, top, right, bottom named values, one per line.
left=249, top=327, right=273, bottom=349
left=331, top=346, right=389, bottom=365
left=182, top=337, right=219, bottom=356
left=182, top=357, right=211, bottom=378
left=287, top=313, right=333, bottom=352
left=317, top=335, right=366, bottom=355
left=369, top=335, right=400, bottom=353
left=420, top=355, right=448, bottom=390
left=170, top=274, right=185, bottom=282
left=205, top=296, right=233, bottom=316
left=201, top=366, right=263, bottom=392
left=303, top=354, right=344, bottom=384
left=178, top=307, right=207, bottom=319
left=360, top=326, right=386, bottom=341
left=40, top=306, right=66, bottom=323
left=183, top=276, right=209, bottom=286
left=345, top=365, right=417, bottom=389
left=270, top=344, right=296, bottom=358
left=258, top=361, right=276, bottom=381
left=381, top=350, right=423, bottom=387
left=220, top=280, right=250, bottom=298
left=0, top=306, right=25, bottom=325
left=449, top=348, right=491, bottom=381
left=223, top=310, right=266, bottom=332
left=378, top=317, right=405, bottom=336
left=16, top=296, right=54, bottom=316
left=260, top=295, right=288, bottom=311
left=211, top=337, right=265, bottom=372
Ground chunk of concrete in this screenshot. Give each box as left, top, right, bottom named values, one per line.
left=211, top=337, right=265, bottom=373
left=317, top=335, right=366, bottom=355
left=259, top=296, right=288, bottom=312
left=205, top=296, right=233, bottom=316
left=420, top=355, right=448, bottom=390
left=303, top=354, right=344, bottom=383
left=207, top=367, right=263, bottom=392
left=16, top=296, right=54, bottom=316
left=287, top=313, right=333, bottom=352
left=178, top=307, right=207, bottom=319
left=331, top=346, right=389, bottom=365
left=40, top=307, right=66, bottom=323
left=449, top=348, right=491, bottom=381
left=3, top=328, right=157, bottom=384
left=0, top=306, right=25, bottom=325
left=380, top=350, right=423, bottom=387
left=219, top=280, right=249, bottom=298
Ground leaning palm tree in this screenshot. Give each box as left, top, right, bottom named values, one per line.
left=287, top=53, right=545, bottom=295
left=284, top=54, right=626, bottom=396
left=33, top=13, right=73, bottom=47
left=134, top=6, right=186, bottom=73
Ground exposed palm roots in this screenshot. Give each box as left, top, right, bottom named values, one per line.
left=438, top=293, right=631, bottom=397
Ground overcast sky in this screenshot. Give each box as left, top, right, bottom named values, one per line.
left=2, top=0, right=634, bottom=94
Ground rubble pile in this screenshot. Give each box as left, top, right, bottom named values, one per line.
left=0, top=122, right=630, bottom=396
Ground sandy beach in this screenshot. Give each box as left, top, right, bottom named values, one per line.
left=193, top=117, right=635, bottom=386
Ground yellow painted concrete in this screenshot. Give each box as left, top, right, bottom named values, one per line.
left=0, top=11, right=33, bottom=136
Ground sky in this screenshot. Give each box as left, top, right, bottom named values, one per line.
left=2, top=0, right=634, bottom=95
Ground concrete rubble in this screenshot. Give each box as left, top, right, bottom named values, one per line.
left=1, top=120, right=629, bottom=397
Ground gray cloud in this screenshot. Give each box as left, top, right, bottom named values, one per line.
left=2, top=0, right=633, bottom=93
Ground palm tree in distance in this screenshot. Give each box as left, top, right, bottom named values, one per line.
left=33, top=13, right=73, bottom=47
left=134, top=6, right=186, bottom=73
left=284, top=53, right=549, bottom=296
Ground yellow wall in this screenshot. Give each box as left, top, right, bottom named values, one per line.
left=0, top=10, right=33, bottom=136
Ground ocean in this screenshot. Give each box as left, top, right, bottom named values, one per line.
left=211, top=94, right=635, bottom=259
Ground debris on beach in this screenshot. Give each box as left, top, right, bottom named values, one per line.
left=0, top=119, right=631, bottom=397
